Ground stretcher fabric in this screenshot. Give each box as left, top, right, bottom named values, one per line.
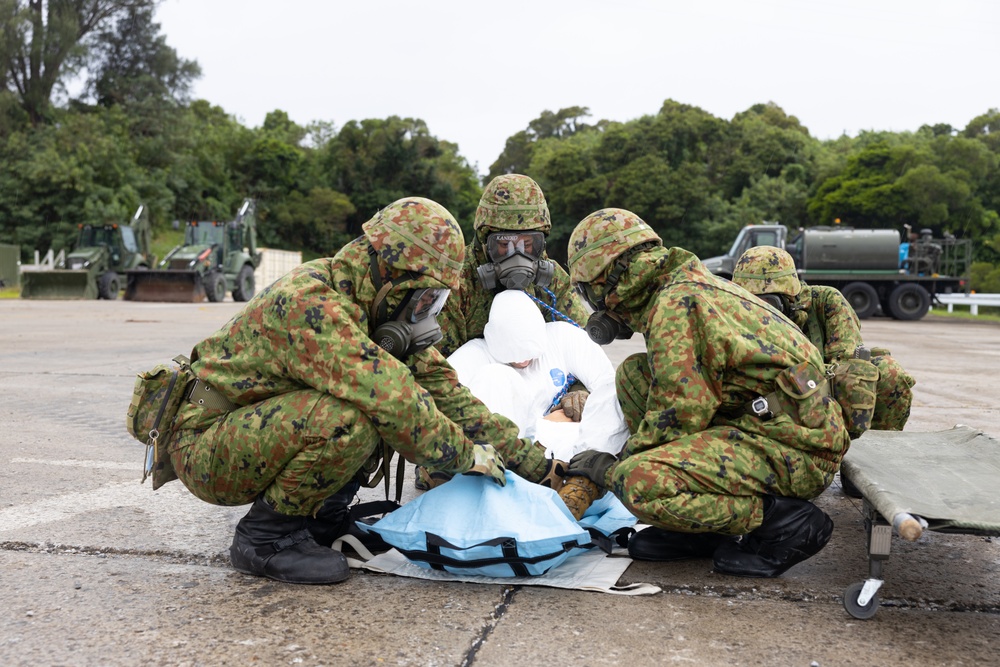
left=841, top=425, right=1000, bottom=534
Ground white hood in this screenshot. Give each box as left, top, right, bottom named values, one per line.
left=483, top=290, right=546, bottom=363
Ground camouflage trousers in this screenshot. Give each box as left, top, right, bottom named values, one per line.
left=871, top=354, right=915, bottom=431
left=612, top=354, right=845, bottom=535
left=170, top=389, right=379, bottom=517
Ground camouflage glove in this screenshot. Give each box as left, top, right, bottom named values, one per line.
left=559, top=390, right=590, bottom=422
left=566, top=450, right=617, bottom=490
left=463, top=442, right=507, bottom=487
left=536, top=456, right=569, bottom=491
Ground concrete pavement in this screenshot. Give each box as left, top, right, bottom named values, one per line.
left=1, top=299, right=998, bottom=666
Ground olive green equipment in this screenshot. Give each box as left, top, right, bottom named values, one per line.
left=126, top=354, right=237, bottom=490
left=125, top=198, right=261, bottom=303
left=829, top=346, right=879, bottom=440
left=20, top=205, right=154, bottom=300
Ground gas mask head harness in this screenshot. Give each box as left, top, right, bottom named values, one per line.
left=476, top=230, right=555, bottom=291
left=575, top=242, right=659, bottom=346
left=367, top=245, right=450, bottom=359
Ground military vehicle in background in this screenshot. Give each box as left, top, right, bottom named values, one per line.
left=20, top=205, right=154, bottom=300
left=701, top=223, right=972, bottom=321
left=125, top=199, right=261, bottom=303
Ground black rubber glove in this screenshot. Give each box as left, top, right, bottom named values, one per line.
left=566, top=450, right=617, bottom=489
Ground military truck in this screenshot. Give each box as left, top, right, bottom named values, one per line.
left=700, top=223, right=972, bottom=321
left=20, top=205, right=154, bottom=300
left=125, top=199, right=261, bottom=303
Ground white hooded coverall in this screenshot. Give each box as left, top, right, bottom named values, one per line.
left=447, top=290, right=628, bottom=461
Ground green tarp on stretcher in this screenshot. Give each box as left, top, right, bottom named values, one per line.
left=841, top=425, right=1000, bottom=535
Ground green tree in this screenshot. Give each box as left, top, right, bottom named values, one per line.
left=85, top=2, right=200, bottom=109
left=266, top=187, right=355, bottom=258
left=321, top=116, right=481, bottom=239
left=0, top=0, right=149, bottom=124
left=0, top=105, right=150, bottom=254
left=487, top=106, right=595, bottom=181
left=719, top=102, right=818, bottom=201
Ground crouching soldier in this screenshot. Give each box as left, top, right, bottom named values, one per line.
left=168, top=197, right=562, bottom=585
left=563, top=209, right=851, bottom=577
left=732, top=245, right=915, bottom=431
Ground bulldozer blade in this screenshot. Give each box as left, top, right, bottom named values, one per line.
left=20, top=270, right=97, bottom=300
left=125, top=270, right=205, bottom=302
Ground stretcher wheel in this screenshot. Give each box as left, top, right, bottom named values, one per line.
left=844, top=581, right=879, bottom=619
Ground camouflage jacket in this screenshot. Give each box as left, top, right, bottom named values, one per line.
left=435, top=244, right=590, bottom=357
left=792, top=284, right=863, bottom=362
left=175, top=239, right=548, bottom=479
left=609, top=246, right=848, bottom=463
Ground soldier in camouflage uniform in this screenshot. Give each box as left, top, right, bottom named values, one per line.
left=417, top=174, right=590, bottom=490
left=434, top=173, right=590, bottom=358
left=168, top=197, right=560, bottom=585
left=563, top=209, right=851, bottom=578
left=732, top=246, right=915, bottom=431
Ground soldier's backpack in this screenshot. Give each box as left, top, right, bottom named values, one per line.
left=126, top=355, right=194, bottom=490
left=828, top=346, right=880, bottom=439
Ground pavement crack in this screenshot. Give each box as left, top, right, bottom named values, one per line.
left=461, top=584, right=518, bottom=667
left=0, top=540, right=231, bottom=567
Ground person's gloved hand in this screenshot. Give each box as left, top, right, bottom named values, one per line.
left=536, top=456, right=569, bottom=491
left=559, top=390, right=590, bottom=422
left=566, top=450, right=617, bottom=489
left=464, top=442, right=507, bottom=487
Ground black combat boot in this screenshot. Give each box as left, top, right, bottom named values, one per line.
left=628, top=527, right=736, bottom=562
left=230, top=496, right=350, bottom=584
left=712, top=496, right=834, bottom=578
left=308, top=478, right=362, bottom=548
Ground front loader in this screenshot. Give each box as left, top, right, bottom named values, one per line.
left=125, top=199, right=261, bottom=303
left=20, top=205, right=154, bottom=300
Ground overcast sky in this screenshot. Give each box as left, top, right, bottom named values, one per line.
left=154, top=0, right=999, bottom=177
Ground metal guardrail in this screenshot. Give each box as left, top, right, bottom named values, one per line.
left=935, top=293, right=1000, bottom=316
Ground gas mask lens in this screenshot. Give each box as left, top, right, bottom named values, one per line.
left=575, top=282, right=604, bottom=311
left=485, top=232, right=545, bottom=263
left=408, top=288, right=450, bottom=322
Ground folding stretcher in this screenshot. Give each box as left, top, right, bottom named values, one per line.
left=838, top=425, right=1000, bottom=619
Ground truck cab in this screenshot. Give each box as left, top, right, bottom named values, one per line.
left=700, top=223, right=787, bottom=279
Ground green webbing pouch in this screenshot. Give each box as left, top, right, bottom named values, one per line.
left=828, top=347, right=879, bottom=440
left=126, top=355, right=193, bottom=489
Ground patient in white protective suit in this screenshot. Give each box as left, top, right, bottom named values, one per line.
left=446, top=290, right=629, bottom=463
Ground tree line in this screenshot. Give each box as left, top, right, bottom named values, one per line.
left=2, top=1, right=999, bottom=291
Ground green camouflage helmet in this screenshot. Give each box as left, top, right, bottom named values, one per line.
left=474, top=174, right=551, bottom=245
left=362, top=197, right=466, bottom=289
left=732, top=246, right=802, bottom=297
left=567, top=208, right=662, bottom=284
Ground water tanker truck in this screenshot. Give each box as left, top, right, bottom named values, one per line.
left=700, top=223, right=972, bottom=320
left=125, top=199, right=261, bottom=303
left=20, top=205, right=154, bottom=300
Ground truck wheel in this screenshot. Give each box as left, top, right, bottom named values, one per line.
left=841, top=282, right=879, bottom=319
left=98, top=271, right=120, bottom=300
left=205, top=273, right=227, bottom=303
left=886, top=283, right=930, bottom=320
left=232, top=265, right=255, bottom=302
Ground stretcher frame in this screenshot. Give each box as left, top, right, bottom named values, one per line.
left=838, top=425, right=1000, bottom=619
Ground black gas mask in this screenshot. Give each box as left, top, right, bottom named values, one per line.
left=756, top=292, right=805, bottom=320
left=575, top=258, right=634, bottom=346
left=757, top=293, right=790, bottom=316
left=476, top=231, right=555, bottom=291
left=367, top=245, right=450, bottom=360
